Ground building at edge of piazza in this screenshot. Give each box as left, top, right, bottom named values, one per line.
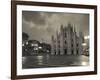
left=51, top=23, right=84, bottom=55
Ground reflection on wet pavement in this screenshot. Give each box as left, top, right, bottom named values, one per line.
left=22, top=55, right=89, bottom=69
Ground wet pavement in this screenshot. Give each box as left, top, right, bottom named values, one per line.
left=22, top=54, right=89, bottom=69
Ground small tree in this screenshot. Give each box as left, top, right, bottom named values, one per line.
left=22, top=32, right=29, bottom=41
left=22, top=32, right=29, bottom=56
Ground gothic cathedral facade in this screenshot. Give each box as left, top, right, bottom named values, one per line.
left=51, top=23, right=84, bottom=55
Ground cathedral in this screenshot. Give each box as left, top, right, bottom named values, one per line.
left=51, top=23, right=84, bottom=55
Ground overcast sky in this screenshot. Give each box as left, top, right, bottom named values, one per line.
left=22, top=11, right=89, bottom=44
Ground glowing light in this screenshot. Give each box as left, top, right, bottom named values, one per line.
left=34, top=47, right=38, bottom=50
left=82, top=43, right=87, bottom=46
left=37, top=56, right=43, bottom=60
left=31, top=44, right=34, bottom=46
left=38, top=46, right=42, bottom=49
left=22, top=57, right=26, bottom=64
left=22, top=44, right=24, bottom=46
left=26, top=42, right=28, bottom=45
left=31, top=44, right=38, bottom=46
left=84, top=36, right=89, bottom=40
left=81, top=62, right=87, bottom=66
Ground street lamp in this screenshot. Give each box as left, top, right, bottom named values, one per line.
left=84, top=36, right=89, bottom=40
left=38, top=46, right=42, bottom=49
left=82, top=43, right=87, bottom=46
left=81, top=62, right=87, bottom=66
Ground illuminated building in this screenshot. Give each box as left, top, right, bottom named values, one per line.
left=51, top=23, right=84, bottom=55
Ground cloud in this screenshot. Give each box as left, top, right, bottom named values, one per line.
left=22, top=11, right=46, bottom=26
left=22, top=11, right=89, bottom=44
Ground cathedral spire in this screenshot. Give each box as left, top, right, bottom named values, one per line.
left=52, top=35, right=54, bottom=40
left=73, top=24, right=76, bottom=32
left=60, top=24, right=63, bottom=32
left=60, top=24, right=63, bottom=29
left=56, top=30, right=59, bottom=37
left=68, top=22, right=71, bottom=27
left=51, top=35, right=54, bottom=42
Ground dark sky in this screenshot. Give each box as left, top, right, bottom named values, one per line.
left=22, top=11, right=89, bottom=44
